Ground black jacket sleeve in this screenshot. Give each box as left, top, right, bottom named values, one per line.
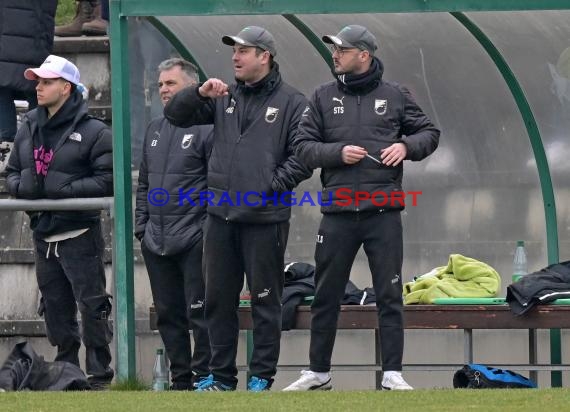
left=5, top=135, right=23, bottom=197
left=134, top=123, right=152, bottom=241
left=398, top=85, right=440, bottom=161
left=271, top=93, right=313, bottom=192
left=295, top=89, right=346, bottom=169
left=5, top=122, right=39, bottom=199
left=163, top=85, right=217, bottom=128
left=53, top=123, right=113, bottom=198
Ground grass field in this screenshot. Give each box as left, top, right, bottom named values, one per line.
left=56, top=0, right=76, bottom=26
left=1, top=389, right=570, bottom=412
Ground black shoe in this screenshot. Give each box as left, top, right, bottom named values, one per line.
left=89, top=379, right=111, bottom=391
left=170, top=381, right=193, bottom=391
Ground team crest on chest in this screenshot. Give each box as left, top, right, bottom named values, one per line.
left=226, top=98, right=236, bottom=114
left=374, top=99, right=387, bottom=115
left=181, top=134, right=194, bottom=149
left=265, top=107, right=279, bottom=123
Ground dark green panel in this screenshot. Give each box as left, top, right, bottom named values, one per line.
left=109, top=2, right=136, bottom=380
left=117, top=0, right=570, bottom=16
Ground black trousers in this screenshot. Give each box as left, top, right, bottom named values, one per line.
left=204, top=216, right=288, bottom=386
left=34, top=223, right=114, bottom=382
left=141, top=239, right=211, bottom=383
left=309, top=211, right=404, bottom=372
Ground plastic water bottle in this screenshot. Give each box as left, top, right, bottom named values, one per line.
left=512, top=240, right=528, bottom=283
left=152, top=348, right=169, bottom=391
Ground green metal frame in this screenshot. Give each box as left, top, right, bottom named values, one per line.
left=110, top=0, right=568, bottom=384
left=282, top=14, right=333, bottom=71
left=117, top=0, right=570, bottom=16
left=109, top=0, right=135, bottom=379
left=146, top=17, right=208, bottom=80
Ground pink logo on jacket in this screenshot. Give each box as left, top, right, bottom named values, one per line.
left=34, top=145, right=54, bottom=176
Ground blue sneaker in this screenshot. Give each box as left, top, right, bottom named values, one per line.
left=247, top=376, right=273, bottom=392
left=193, top=374, right=214, bottom=390
left=195, top=376, right=235, bottom=392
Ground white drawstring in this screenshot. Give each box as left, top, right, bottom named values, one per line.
left=45, top=241, right=60, bottom=258
left=360, top=291, right=367, bottom=306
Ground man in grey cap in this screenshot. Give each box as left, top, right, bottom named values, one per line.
left=284, top=25, right=440, bottom=391
left=164, top=26, right=311, bottom=391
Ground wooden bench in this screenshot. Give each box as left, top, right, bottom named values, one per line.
left=149, top=304, right=570, bottom=388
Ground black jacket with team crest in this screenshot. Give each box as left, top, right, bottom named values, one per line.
left=296, top=57, right=440, bottom=213
left=164, top=63, right=312, bottom=224
left=135, top=117, right=213, bottom=255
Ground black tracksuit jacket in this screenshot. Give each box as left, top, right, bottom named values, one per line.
left=296, top=58, right=440, bottom=213
left=135, top=116, right=213, bottom=255
left=164, top=63, right=312, bottom=223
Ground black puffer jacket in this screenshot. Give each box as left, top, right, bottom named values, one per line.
left=0, top=0, right=57, bottom=92
left=135, top=117, right=213, bottom=255
left=165, top=63, right=312, bottom=224
left=6, top=91, right=113, bottom=237
left=296, top=57, right=440, bottom=213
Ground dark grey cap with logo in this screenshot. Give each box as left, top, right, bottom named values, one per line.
left=222, top=26, right=277, bottom=57
left=322, top=25, right=378, bottom=55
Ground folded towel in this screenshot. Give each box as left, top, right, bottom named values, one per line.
left=404, top=254, right=501, bottom=304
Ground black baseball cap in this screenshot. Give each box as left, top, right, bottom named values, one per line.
left=322, top=25, right=378, bottom=55
left=222, top=26, right=277, bottom=57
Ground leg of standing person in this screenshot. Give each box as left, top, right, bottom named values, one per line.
left=0, top=89, right=36, bottom=173
left=241, top=221, right=288, bottom=391
left=142, top=242, right=194, bottom=389
left=362, top=210, right=411, bottom=390
left=198, top=216, right=242, bottom=390
left=0, top=88, right=17, bottom=143
left=178, top=239, right=211, bottom=383
left=284, top=213, right=361, bottom=391
left=142, top=238, right=210, bottom=389
left=34, top=236, right=81, bottom=367
left=58, top=224, right=114, bottom=388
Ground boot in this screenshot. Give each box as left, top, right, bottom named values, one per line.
left=82, top=4, right=107, bottom=36
left=55, top=0, right=94, bottom=37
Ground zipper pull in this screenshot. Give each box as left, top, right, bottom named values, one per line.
left=357, top=95, right=361, bottom=105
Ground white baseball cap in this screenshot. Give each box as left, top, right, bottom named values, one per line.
left=24, top=55, right=80, bottom=85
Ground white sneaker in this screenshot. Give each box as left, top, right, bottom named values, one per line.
left=381, top=372, right=413, bottom=390
left=282, top=370, right=332, bottom=391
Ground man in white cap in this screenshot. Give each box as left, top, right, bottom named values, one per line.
left=284, top=25, right=440, bottom=391
left=165, top=26, right=311, bottom=391
left=6, top=55, right=114, bottom=390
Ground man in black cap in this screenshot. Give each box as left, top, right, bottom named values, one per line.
left=164, top=26, right=311, bottom=391
left=283, top=25, right=440, bottom=391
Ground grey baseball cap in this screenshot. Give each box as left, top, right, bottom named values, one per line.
left=222, top=26, right=277, bottom=57
left=322, top=25, right=378, bottom=55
